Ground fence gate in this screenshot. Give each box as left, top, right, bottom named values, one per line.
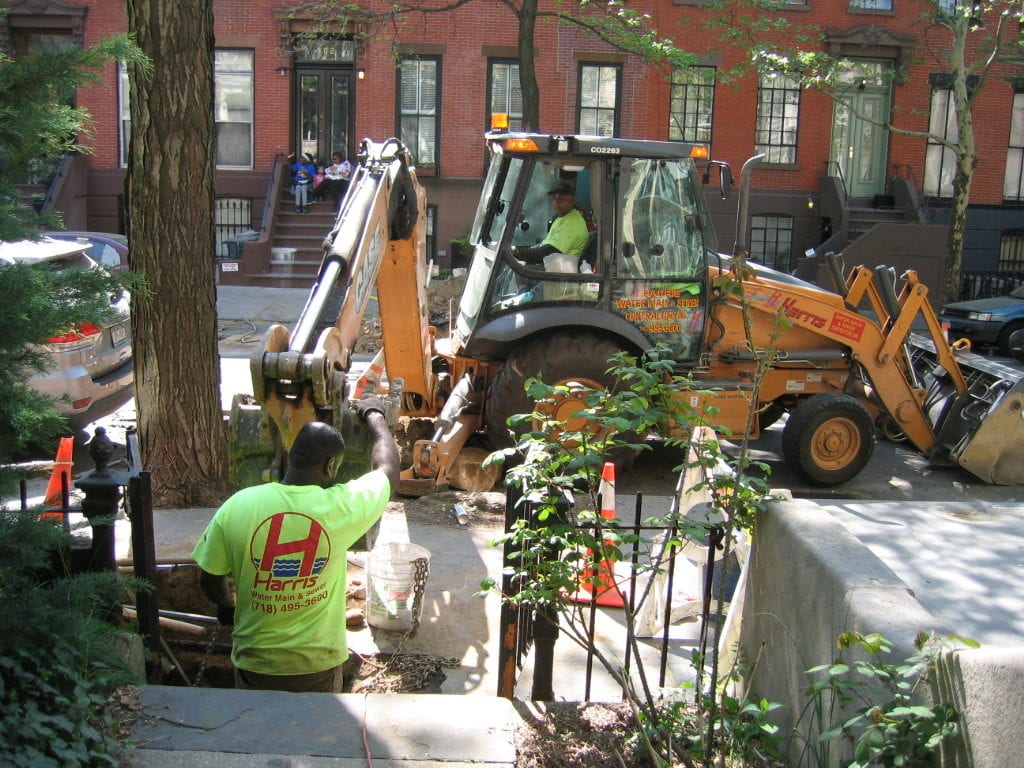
left=495, top=473, right=729, bottom=702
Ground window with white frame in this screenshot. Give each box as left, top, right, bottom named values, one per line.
left=669, top=65, right=715, bottom=146
left=120, top=51, right=254, bottom=168
left=924, top=84, right=958, bottom=198
left=1004, top=90, right=1024, bottom=201
left=750, top=214, right=794, bottom=272
left=756, top=73, right=800, bottom=164
left=489, top=60, right=523, bottom=131
left=578, top=63, right=620, bottom=137
left=215, top=50, right=253, bottom=169
left=398, top=56, right=439, bottom=167
left=849, top=0, right=894, bottom=9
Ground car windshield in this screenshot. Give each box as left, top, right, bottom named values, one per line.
left=1010, top=284, right=1024, bottom=299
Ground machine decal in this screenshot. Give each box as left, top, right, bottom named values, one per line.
left=613, top=287, right=702, bottom=350
left=354, top=222, right=385, bottom=315
left=743, top=287, right=785, bottom=310
left=829, top=312, right=867, bottom=343
left=780, top=297, right=828, bottom=329
left=786, top=380, right=806, bottom=391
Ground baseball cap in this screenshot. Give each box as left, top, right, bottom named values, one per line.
left=548, top=182, right=575, bottom=197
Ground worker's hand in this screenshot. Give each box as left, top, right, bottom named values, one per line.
left=355, top=397, right=387, bottom=422
left=216, top=604, right=235, bottom=626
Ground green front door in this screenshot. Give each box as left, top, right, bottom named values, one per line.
left=830, top=60, right=892, bottom=199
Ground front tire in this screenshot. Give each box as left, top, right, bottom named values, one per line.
left=997, top=321, right=1024, bottom=357
left=485, top=333, right=637, bottom=470
left=782, top=393, right=874, bottom=486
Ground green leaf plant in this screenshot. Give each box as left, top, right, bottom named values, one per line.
left=0, top=509, right=145, bottom=767
left=805, top=631, right=975, bottom=768
left=482, top=335, right=787, bottom=767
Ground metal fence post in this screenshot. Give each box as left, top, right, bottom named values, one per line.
left=75, top=427, right=127, bottom=573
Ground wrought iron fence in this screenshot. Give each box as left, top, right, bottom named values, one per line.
left=214, top=197, right=254, bottom=258
left=958, top=270, right=1024, bottom=302
left=497, top=474, right=732, bottom=702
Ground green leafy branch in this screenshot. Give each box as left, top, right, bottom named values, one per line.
left=807, top=630, right=976, bottom=767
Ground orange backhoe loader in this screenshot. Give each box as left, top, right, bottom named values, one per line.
left=233, top=132, right=1024, bottom=493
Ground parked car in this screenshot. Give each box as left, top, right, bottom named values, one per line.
left=43, top=231, right=129, bottom=273
left=938, top=283, right=1024, bottom=356
left=0, top=238, right=133, bottom=429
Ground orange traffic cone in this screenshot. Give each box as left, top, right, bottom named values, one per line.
left=571, top=462, right=625, bottom=608
left=39, top=436, right=74, bottom=522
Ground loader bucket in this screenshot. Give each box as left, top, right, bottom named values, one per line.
left=950, top=377, right=1024, bottom=485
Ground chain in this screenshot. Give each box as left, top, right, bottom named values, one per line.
left=354, top=555, right=460, bottom=693
left=191, top=620, right=220, bottom=687
left=408, top=556, right=429, bottom=636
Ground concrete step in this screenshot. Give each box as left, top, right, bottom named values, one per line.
left=127, top=686, right=518, bottom=768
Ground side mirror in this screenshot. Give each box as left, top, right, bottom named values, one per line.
left=720, top=166, right=732, bottom=199
left=703, top=160, right=733, bottom=199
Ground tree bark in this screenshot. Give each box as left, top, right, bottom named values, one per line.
left=518, top=0, right=540, bottom=131
left=126, top=0, right=229, bottom=507
left=941, top=22, right=976, bottom=307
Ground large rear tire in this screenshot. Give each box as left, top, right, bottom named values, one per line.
left=782, top=393, right=875, bottom=486
left=485, top=333, right=637, bottom=470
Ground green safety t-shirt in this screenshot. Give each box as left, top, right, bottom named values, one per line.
left=542, top=208, right=589, bottom=258
left=191, top=471, right=390, bottom=675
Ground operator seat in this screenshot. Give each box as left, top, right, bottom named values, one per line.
left=581, top=230, right=598, bottom=268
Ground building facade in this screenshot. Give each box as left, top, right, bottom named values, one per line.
left=4, top=0, right=1022, bottom=293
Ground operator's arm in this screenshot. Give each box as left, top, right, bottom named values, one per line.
left=198, top=570, right=236, bottom=625
left=513, top=242, right=558, bottom=264
left=356, top=400, right=401, bottom=492
left=514, top=210, right=588, bottom=265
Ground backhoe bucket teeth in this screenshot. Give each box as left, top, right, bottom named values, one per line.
left=950, top=378, right=1024, bottom=485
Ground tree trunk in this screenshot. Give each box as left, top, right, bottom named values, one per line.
left=126, top=0, right=229, bottom=507
left=940, top=22, right=976, bottom=308
left=519, top=0, right=540, bottom=131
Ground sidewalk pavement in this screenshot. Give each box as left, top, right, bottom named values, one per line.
left=216, top=284, right=310, bottom=323
left=130, top=687, right=520, bottom=768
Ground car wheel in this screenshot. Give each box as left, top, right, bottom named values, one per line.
left=1008, top=327, right=1024, bottom=364
left=997, top=320, right=1024, bottom=357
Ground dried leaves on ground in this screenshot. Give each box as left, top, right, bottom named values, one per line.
left=516, top=702, right=649, bottom=768
left=515, top=701, right=789, bottom=768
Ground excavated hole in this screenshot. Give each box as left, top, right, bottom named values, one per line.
left=142, top=564, right=446, bottom=693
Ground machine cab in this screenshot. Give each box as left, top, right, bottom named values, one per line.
left=454, top=132, right=720, bottom=363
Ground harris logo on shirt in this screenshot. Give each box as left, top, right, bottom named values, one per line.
left=250, top=512, right=331, bottom=591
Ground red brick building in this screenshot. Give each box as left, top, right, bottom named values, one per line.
left=5, top=0, right=1022, bottom=292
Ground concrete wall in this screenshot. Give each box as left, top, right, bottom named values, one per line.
left=735, top=500, right=1024, bottom=768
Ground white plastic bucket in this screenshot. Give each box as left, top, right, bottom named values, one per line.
left=271, top=247, right=296, bottom=262
left=366, top=542, right=430, bottom=631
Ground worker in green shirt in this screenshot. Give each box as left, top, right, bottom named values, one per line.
left=192, top=404, right=399, bottom=693
left=513, top=182, right=590, bottom=266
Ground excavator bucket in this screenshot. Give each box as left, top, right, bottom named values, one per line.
left=950, top=377, right=1024, bottom=485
